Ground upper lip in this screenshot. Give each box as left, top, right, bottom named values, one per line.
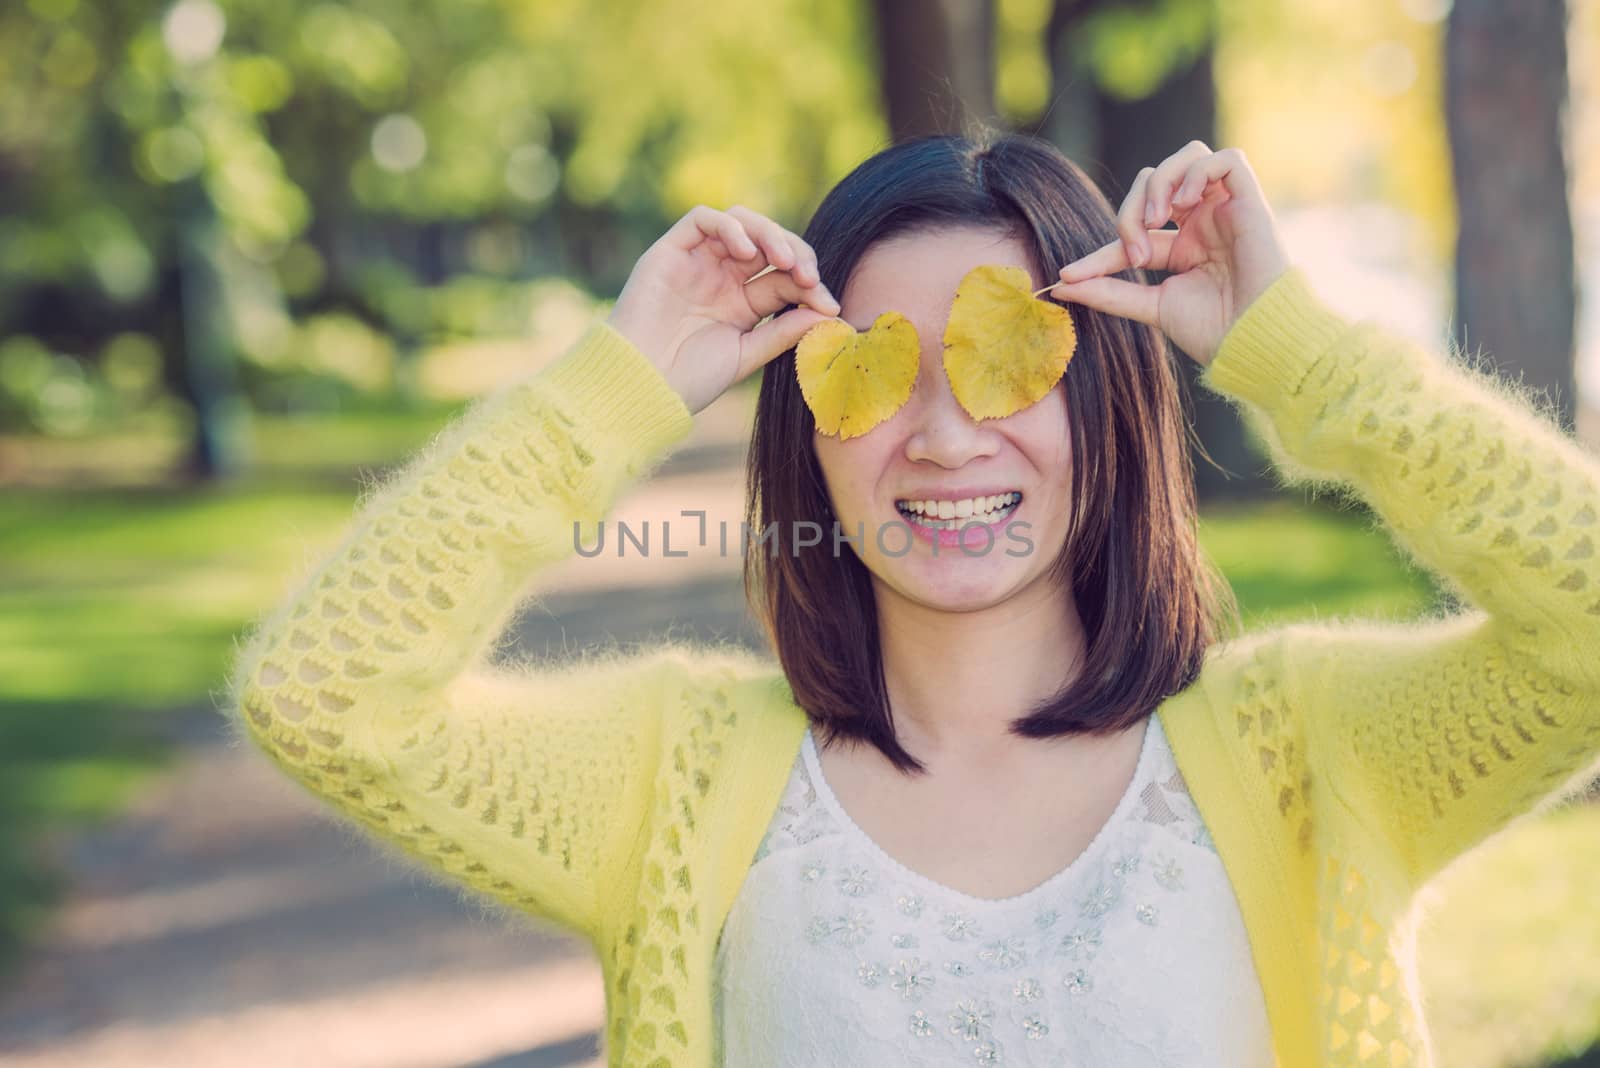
left=893, top=487, right=1023, bottom=503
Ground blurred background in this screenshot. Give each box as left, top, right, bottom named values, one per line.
left=2, top=0, right=1598, bottom=1065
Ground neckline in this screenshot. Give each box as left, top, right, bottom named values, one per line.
left=799, top=714, right=1158, bottom=911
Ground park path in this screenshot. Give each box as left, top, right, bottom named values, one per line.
left=0, top=389, right=761, bottom=1068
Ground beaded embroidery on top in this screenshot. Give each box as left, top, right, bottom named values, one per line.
left=712, top=714, right=1272, bottom=1067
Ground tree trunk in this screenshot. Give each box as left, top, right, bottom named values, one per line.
left=1445, top=0, right=1577, bottom=434
left=175, top=175, right=250, bottom=482
left=1092, top=52, right=1216, bottom=208
left=1044, top=0, right=1275, bottom=502
left=871, top=0, right=997, bottom=140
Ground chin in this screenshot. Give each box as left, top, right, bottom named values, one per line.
left=890, top=559, right=1022, bottom=610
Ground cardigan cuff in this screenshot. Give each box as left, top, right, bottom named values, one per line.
left=1198, top=267, right=1355, bottom=414
left=540, top=318, right=697, bottom=466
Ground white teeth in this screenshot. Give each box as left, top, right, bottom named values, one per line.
left=898, top=492, right=1019, bottom=516
left=896, top=493, right=1021, bottom=529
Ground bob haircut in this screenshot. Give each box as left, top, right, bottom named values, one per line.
left=744, top=129, right=1242, bottom=775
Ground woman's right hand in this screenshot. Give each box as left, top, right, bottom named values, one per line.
left=606, top=204, right=841, bottom=416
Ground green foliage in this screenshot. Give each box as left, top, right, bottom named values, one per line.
left=1077, top=0, right=1216, bottom=101
left=0, top=0, right=886, bottom=436
left=0, top=333, right=183, bottom=436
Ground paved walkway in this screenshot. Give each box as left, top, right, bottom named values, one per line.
left=0, top=392, right=760, bottom=1068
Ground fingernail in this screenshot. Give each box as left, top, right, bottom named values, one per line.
left=1144, top=204, right=1156, bottom=226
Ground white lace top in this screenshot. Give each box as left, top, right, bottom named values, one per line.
left=712, top=713, right=1276, bottom=1067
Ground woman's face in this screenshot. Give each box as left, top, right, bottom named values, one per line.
left=812, top=224, right=1075, bottom=612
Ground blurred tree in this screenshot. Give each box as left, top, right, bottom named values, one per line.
left=1036, top=0, right=1276, bottom=503
left=0, top=0, right=307, bottom=474
left=1445, top=0, right=1577, bottom=434
left=871, top=0, right=997, bottom=141
left=1040, top=0, right=1215, bottom=202
left=173, top=169, right=251, bottom=479
left=0, top=0, right=887, bottom=469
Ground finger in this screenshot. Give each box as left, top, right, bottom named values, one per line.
left=1171, top=167, right=1208, bottom=210
left=1058, top=229, right=1178, bottom=282
left=743, top=262, right=840, bottom=317
left=1144, top=140, right=1216, bottom=230
left=736, top=305, right=836, bottom=382
left=1059, top=237, right=1130, bottom=282
left=729, top=205, right=836, bottom=309
left=724, top=203, right=825, bottom=297
left=1166, top=170, right=1226, bottom=226
left=672, top=205, right=762, bottom=262
left=1170, top=148, right=1266, bottom=217
left=725, top=205, right=794, bottom=273
left=1117, top=167, right=1156, bottom=267
left=738, top=210, right=828, bottom=297
left=794, top=237, right=822, bottom=289
left=1047, top=274, right=1160, bottom=328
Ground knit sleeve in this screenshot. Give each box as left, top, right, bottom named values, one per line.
left=1197, top=267, right=1600, bottom=886
left=222, top=318, right=698, bottom=943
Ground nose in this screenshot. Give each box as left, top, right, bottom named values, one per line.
left=901, top=361, right=1000, bottom=468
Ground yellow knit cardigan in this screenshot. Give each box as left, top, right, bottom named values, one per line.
left=225, top=268, right=1600, bottom=1067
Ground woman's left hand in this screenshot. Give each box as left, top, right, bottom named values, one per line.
left=1050, top=141, right=1292, bottom=368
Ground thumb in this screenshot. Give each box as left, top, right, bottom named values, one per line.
left=737, top=305, right=836, bottom=381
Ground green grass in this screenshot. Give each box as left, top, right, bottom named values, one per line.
left=0, top=486, right=366, bottom=709
left=0, top=447, right=1595, bottom=1062
left=1200, top=492, right=1444, bottom=628
left=0, top=404, right=460, bottom=971
left=2, top=404, right=459, bottom=488
left=0, top=482, right=365, bottom=971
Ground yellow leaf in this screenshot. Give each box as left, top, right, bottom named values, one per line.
left=795, top=312, right=919, bottom=440
left=942, top=264, right=1076, bottom=421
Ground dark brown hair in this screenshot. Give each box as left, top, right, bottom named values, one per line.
left=744, top=129, right=1241, bottom=774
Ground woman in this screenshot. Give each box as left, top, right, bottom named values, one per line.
left=226, top=134, right=1600, bottom=1067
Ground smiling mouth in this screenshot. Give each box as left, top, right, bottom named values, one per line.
left=894, top=491, right=1023, bottom=530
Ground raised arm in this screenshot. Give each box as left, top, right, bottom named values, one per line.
left=1051, top=141, right=1600, bottom=886
left=223, top=320, right=699, bottom=941
left=224, top=203, right=842, bottom=946
left=1199, top=268, right=1600, bottom=885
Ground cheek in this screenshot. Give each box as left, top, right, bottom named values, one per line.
left=813, top=432, right=841, bottom=477
left=1014, top=394, right=1072, bottom=478
left=1049, top=390, right=1073, bottom=476
left=814, top=436, right=874, bottom=508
